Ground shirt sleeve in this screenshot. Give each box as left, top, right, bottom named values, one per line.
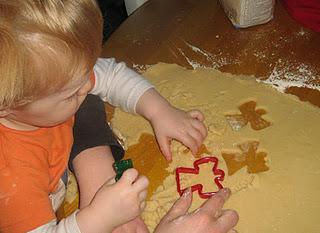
left=28, top=212, right=81, bottom=233
left=90, top=58, right=154, bottom=113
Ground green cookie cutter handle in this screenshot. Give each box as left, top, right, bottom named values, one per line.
left=113, top=159, right=134, bottom=181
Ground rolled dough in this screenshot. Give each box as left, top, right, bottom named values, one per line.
left=111, top=63, right=320, bottom=233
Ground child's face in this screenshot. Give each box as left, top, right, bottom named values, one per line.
left=4, top=74, right=93, bottom=130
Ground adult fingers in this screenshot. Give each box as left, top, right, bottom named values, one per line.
left=188, top=110, right=205, bottom=121
left=199, top=188, right=231, bottom=215
left=213, top=209, right=239, bottom=233
left=161, top=188, right=193, bottom=222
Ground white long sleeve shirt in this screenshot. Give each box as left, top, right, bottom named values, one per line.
left=91, top=58, right=153, bottom=113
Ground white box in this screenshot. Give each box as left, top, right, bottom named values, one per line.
left=125, top=0, right=149, bottom=15
left=220, top=0, right=275, bottom=28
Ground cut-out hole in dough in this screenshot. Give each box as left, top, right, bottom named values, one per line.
left=222, top=140, right=269, bottom=176
left=225, top=100, right=272, bottom=131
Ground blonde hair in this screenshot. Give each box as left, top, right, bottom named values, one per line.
left=0, top=0, right=103, bottom=109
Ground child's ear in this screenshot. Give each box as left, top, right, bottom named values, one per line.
left=0, top=109, right=10, bottom=118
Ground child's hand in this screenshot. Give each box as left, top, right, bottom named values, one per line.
left=77, top=168, right=149, bottom=233
left=112, top=217, right=150, bottom=233
left=150, top=105, right=207, bottom=160
left=136, top=89, right=207, bottom=161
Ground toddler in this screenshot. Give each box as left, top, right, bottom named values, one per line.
left=0, top=0, right=207, bottom=232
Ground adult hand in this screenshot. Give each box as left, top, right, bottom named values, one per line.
left=154, top=188, right=238, bottom=233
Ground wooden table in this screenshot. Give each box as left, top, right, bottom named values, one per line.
left=101, top=0, right=320, bottom=195
left=103, top=0, right=320, bottom=106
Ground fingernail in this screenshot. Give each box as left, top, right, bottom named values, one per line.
left=182, top=188, right=191, bottom=198
left=214, top=209, right=222, bottom=218
left=220, top=188, right=231, bottom=198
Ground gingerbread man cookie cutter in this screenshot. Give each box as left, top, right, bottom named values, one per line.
left=175, top=156, right=225, bottom=199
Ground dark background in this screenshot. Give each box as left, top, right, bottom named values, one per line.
left=97, top=0, right=128, bottom=42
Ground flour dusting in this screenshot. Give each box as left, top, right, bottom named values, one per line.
left=134, top=40, right=319, bottom=93
left=177, top=48, right=205, bottom=69
left=258, top=60, right=319, bottom=92
left=182, top=40, right=240, bottom=69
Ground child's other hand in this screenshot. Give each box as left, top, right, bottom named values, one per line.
left=151, top=105, right=207, bottom=160
left=82, top=168, right=149, bottom=232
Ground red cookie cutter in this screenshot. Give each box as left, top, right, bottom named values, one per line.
left=175, top=156, right=225, bottom=199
